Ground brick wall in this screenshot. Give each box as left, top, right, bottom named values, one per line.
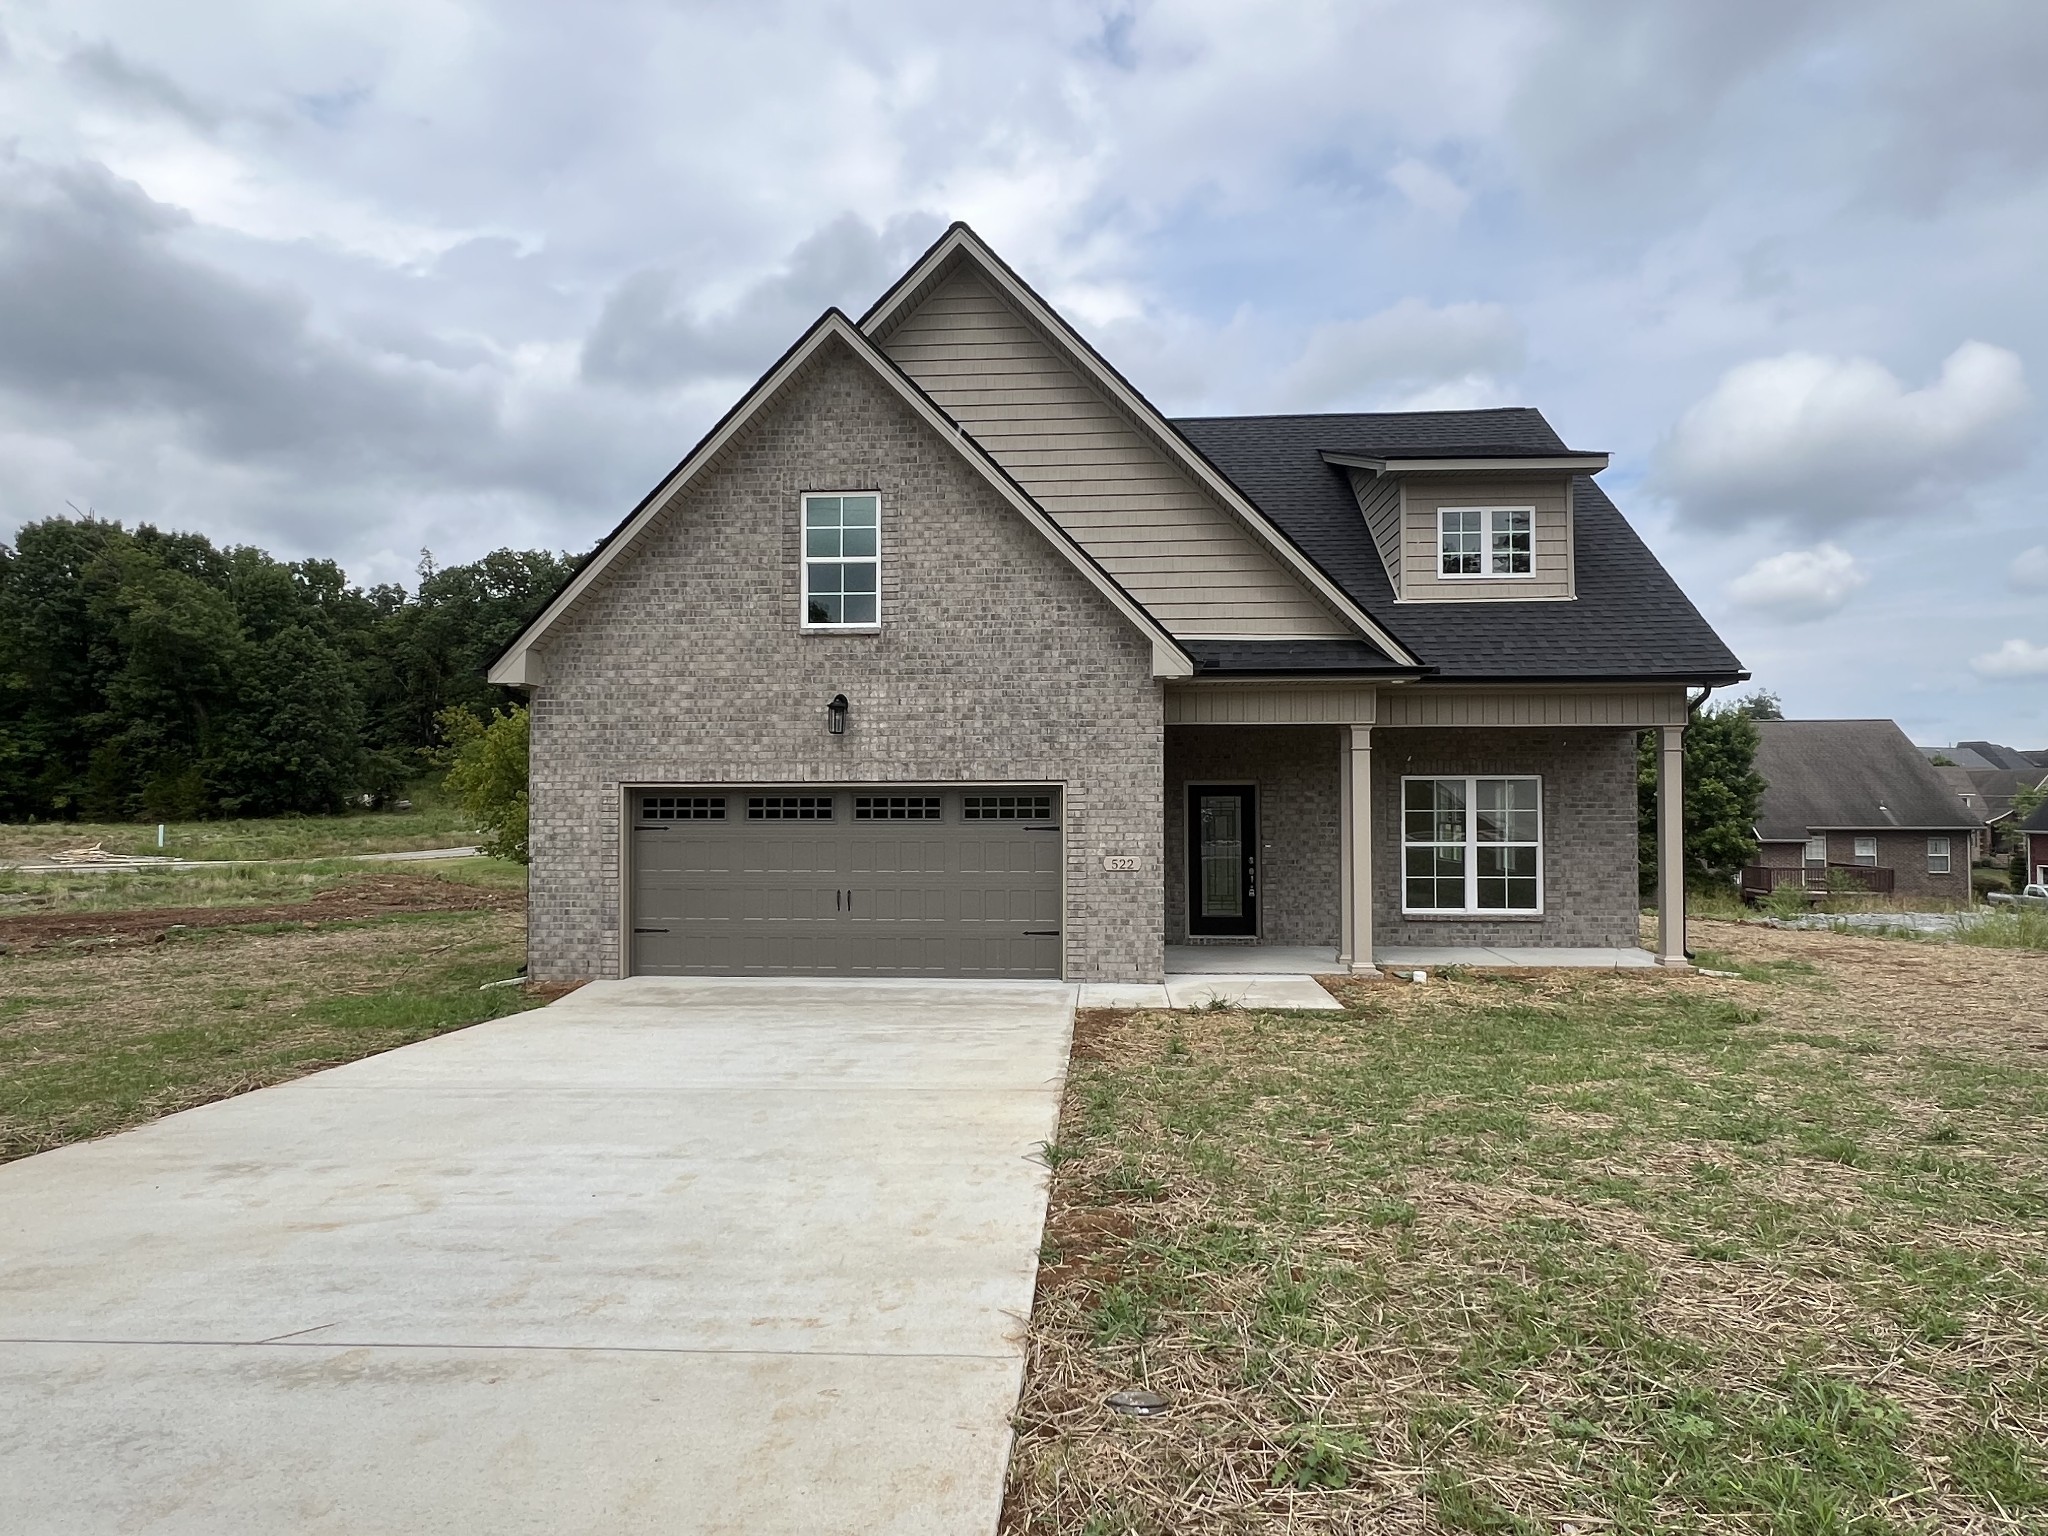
left=1808, top=830, right=1972, bottom=906
left=526, top=340, right=1165, bottom=982
left=1164, top=724, right=1341, bottom=945
left=1372, top=727, right=1641, bottom=948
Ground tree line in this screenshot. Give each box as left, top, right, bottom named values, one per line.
left=0, top=515, right=574, bottom=822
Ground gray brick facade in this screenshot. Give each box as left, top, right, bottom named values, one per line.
left=1371, top=727, right=1642, bottom=948
left=525, top=341, right=1166, bottom=982
left=1165, top=725, right=1341, bottom=945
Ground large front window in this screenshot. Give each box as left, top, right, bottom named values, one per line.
left=802, top=493, right=879, bottom=627
left=1439, top=507, right=1534, bottom=578
left=1402, top=776, right=1542, bottom=913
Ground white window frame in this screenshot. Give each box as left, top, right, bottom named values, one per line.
left=1927, top=837, right=1951, bottom=875
left=800, top=491, right=881, bottom=631
left=1804, top=835, right=1829, bottom=864
left=1853, top=835, right=1878, bottom=866
left=1438, top=506, right=1536, bottom=580
left=1400, top=774, right=1544, bottom=915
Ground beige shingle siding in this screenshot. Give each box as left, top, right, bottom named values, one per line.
left=525, top=346, right=1166, bottom=983
left=1396, top=472, right=1575, bottom=602
left=1347, top=469, right=1403, bottom=590
left=881, top=269, right=1348, bottom=638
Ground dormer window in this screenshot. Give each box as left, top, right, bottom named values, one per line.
left=1439, top=507, right=1534, bottom=579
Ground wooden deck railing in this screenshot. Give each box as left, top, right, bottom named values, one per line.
left=1740, top=863, right=1897, bottom=901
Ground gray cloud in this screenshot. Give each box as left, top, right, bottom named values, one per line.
left=581, top=213, right=942, bottom=388
left=1278, top=299, right=1524, bottom=410
left=64, top=41, right=220, bottom=129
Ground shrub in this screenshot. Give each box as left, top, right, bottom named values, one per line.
left=437, top=705, right=529, bottom=863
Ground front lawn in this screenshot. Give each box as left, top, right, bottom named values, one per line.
left=0, top=796, right=474, bottom=865
left=0, top=905, right=546, bottom=1161
left=1010, top=921, right=2048, bottom=1533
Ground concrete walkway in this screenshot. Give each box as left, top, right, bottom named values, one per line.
left=0, top=976, right=1074, bottom=1535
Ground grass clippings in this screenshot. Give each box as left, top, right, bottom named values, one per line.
left=0, top=906, right=545, bottom=1161
left=1007, top=920, right=2048, bottom=1534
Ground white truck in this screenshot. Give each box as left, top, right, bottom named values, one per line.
left=1987, top=883, right=2048, bottom=908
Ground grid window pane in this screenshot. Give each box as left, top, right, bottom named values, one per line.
left=1440, top=509, right=1484, bottom=576
left=748, top=796, right=833, bottom=820
left=803, top=494, right=880, bottom=628
left=1402, top=775, right=1539, bottom=913
left=963, top=794, right=1055, bottom=820
left=1491, top=510, right=1533, bottom=575
left=855, top=796, right=941, bottom=820
left=641, top=795, right=725, bottom=821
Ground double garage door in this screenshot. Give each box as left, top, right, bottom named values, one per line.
left=629, top=786, right=1063, bottom=978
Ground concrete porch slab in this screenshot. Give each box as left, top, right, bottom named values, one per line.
left=1163, top=974, right=1345, bottom=1010
left=1376, top=945, right=1659, bottom=969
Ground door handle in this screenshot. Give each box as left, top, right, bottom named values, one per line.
left=1023, top=929, right=1061, bottom=936
left=633, top=927, right=670, bottom=934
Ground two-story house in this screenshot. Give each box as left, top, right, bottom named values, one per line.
left=491, top=225, right=1745, bottom=982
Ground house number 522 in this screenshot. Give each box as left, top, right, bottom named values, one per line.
left=1102, top=855, right=1140, bottom=871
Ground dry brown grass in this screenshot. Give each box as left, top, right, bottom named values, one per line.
left=1006, top=923, right=2048, bottom=1534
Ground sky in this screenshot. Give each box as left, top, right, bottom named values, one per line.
left=1, top=0, right=2044, bottom=746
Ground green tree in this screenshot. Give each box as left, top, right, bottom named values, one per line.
left=1727, top=688, right=1784, bottom=720
left=438, top=705, right=530, bottom=862
left=1639, top=705, right=1766, bottom=895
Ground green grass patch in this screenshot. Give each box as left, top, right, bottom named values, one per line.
left=1006, top=965, right=2048, bottom=1534
left=0, top=908, right=539, bottom=1160
left=0, top=790, right=473, bottom=865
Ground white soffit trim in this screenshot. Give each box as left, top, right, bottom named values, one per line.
left=487, top=312, right=1193, bottom=685
left=862, top=226, right=1421, bottom=669
left=1323, top=451, right=1611, bottom=474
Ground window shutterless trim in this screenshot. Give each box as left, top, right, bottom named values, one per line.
left=1399, top=774, right=1544, bottom=915
left=799, top=490, right=882, bottom=631
left=1437, top=506, right=1538, bottom=580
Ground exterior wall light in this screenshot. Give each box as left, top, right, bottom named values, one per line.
left=826, top=693, right=849, bottom=735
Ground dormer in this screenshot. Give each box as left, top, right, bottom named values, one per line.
left=1323, top=450, right=1609, bottom=603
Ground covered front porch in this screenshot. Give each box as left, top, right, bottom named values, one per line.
left=1160, top=680, right=1695, bottom=974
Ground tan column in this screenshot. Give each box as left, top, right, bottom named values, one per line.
left=1343, top=724, right=1377, bottom=974
left=1656, top=723, right=1688, bottom=967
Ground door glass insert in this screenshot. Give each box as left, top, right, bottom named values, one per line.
left=1198, top=794, right=1244, bottom=918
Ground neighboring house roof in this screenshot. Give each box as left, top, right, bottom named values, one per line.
left=1957, top=740, right=2045, bottom=774
left=2022, top=796, right=2048, bottom=835
left=487, top=312, right=1194, bottom=685
left=1173, top=412, right=1747, bottom=683
left=1933, top=764, right=1986, bottom=814
left=1925, top=744, right=1998, bottom=770
left=1754, top=720, right=1984, bottom=842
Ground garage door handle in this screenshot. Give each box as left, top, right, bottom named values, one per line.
left=1023, top=929, right=1061, bottom=936
left=633, top=927, right=670, bottom=934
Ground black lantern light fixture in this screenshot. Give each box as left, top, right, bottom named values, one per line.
left=826, top=693, right=849, bottom=735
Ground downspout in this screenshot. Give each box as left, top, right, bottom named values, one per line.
left=1680, top=685, right=1714, bottom=961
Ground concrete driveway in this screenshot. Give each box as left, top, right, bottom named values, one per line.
left=0, top=976, right=1074, bottom=1535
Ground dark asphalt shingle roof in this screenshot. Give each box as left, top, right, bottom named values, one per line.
left=1753, top=720, right=1982, bottom=841
left=1171, top=409, right=1746, bottom=683
left=2023, top=797, right=2048, bottom=835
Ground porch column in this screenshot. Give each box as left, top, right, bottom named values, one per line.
left=1655, top=723, right=1688, bottom=967
left=1338, top=723, right=1378, bottom=974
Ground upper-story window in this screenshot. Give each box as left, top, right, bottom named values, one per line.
left=802, top=493, right=879, bottom=628
left=1439, top=507, right=1534, bottom=579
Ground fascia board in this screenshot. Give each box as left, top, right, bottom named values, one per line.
left=1322, top=451, right=1611, bottom=474
left=490, top=310, right=1192, bottom=684
left=861, top=226, right=1421, bottom=670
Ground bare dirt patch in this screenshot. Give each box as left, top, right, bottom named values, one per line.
left=0, top=871, right=521, bottom=951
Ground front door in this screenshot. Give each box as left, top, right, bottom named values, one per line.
left=1186, top=784, right=1257, bottom=936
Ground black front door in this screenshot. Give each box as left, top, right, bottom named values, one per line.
left=1186, top=784, right=1257, bottom=936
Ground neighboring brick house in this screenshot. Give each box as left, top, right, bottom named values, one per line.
left=491, top=224, right=1745, bottom=982
left=2023, top=798, right=2048, bottom=889
left=1751, top=720, right=1981, bottom=906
